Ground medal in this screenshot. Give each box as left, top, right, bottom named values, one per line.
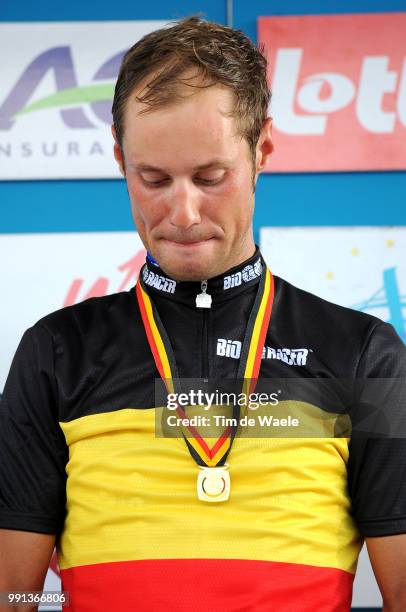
left=136, top=256, right=274, bottom=502
left=197, top=465, right=230, bottom=502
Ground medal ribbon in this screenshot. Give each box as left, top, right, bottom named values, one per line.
left=136, top=264, right=274, bottom=467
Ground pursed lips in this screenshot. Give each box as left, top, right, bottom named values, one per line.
left=161, top=238, right=214, bottom=247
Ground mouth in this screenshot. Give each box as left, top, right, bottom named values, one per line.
left=162, top=238, right=214, bottom=248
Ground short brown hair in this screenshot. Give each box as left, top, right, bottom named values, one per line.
left=112, top=16, right=270, bottom=166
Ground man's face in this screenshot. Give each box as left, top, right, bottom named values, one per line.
left=113, top=78, right=272, bottom=281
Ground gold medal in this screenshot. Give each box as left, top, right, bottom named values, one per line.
left=197, top=464, right=230, bottom=502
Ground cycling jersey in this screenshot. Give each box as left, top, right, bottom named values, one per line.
left=1, top=246, right=405, bottom=612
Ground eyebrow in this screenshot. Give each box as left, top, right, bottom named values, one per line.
left=130, top=159, right=231, bottom=172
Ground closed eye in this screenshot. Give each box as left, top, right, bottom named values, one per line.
left=140, top=171, right=226, bottom=188
left=194, top=177, right=222, bottom=186
left=194, top=171, right=226, bottom=186
left=141, top=177, right=170, bottom=187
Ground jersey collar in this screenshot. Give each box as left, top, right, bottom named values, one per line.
left=138, top=245, right=266, bottom=307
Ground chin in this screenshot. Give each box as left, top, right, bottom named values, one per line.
left=162, top=260, right=213, bottom=282
left=153, top=240, right=220, bottom=281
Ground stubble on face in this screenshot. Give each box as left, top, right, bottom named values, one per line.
left=119, top=74, right=257, bottom=281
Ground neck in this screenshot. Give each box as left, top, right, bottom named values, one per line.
left=141, top=244, right=265, bottom=307
left=208, top=243, right=256, bottom=281
left=148, top=241, right=257, bottom=283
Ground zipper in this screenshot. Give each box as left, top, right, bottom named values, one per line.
left=202, top=308, right=209, bottom=378
left=196, top=280, right=211, bottom=379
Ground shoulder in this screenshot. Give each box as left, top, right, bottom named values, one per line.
left=272, top=275, right=403, bottom=375
left=23, top=289, right=143, bottom=388
left=33, top=289, right=137, bottom=340
left=274, top=273, right=383, bottom=334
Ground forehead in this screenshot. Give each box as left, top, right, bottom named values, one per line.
left=121, top=80, right=243, bottom=166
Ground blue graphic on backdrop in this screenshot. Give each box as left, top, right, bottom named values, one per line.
left=0, top=47, right=124, bottom=129
left=352, top=267, right=406, bottom=342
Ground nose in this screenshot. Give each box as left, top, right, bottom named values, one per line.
left=168, top=180, right=201, bottom=230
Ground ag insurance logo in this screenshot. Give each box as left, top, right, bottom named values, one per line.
left=0, top=21, right=167, bottom=179
left=258, top=13, right=406, bottom=172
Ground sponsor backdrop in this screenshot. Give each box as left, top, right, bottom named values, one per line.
left=1, top=1, right=406, bottom=611
left=258, top=13, right=406, bottom=172
left=0, top=21, right=167, bottom=179
left=1, top=14, right=405, bottom=178
left=261, top=227, right=406, bottom=343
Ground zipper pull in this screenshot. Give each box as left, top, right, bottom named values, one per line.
left=196, top=280, right=212, bottom=308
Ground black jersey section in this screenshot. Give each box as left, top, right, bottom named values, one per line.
left=0, top=325, right=68, bottom=534
left=37, top=289, right=161, bottom=421
left=347, top=322, right=406, bottom=536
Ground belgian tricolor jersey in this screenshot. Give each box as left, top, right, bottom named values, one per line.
left=1, top=248, right=405, bottom=611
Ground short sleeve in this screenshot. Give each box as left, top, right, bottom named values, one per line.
left=347, top=322, right=406, bottom=537
left=0, top=324, right=68, bottom=535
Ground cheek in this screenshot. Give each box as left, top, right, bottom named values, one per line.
left=209, top=174, right=252, bottom=221
left=127, top=179, right=165, bottom=227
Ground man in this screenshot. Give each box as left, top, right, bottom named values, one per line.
left=1, top=16, right=406, bottom=612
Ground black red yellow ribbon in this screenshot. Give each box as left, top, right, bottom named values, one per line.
left=136, top=265, right=274, bottom=467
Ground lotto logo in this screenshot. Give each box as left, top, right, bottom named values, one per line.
left=258, top=13, right=406, bottom=171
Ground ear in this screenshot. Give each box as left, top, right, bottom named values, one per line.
left=255, top=117, right=274, bottom=173
left=111, top=124, right=126, bottom=177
